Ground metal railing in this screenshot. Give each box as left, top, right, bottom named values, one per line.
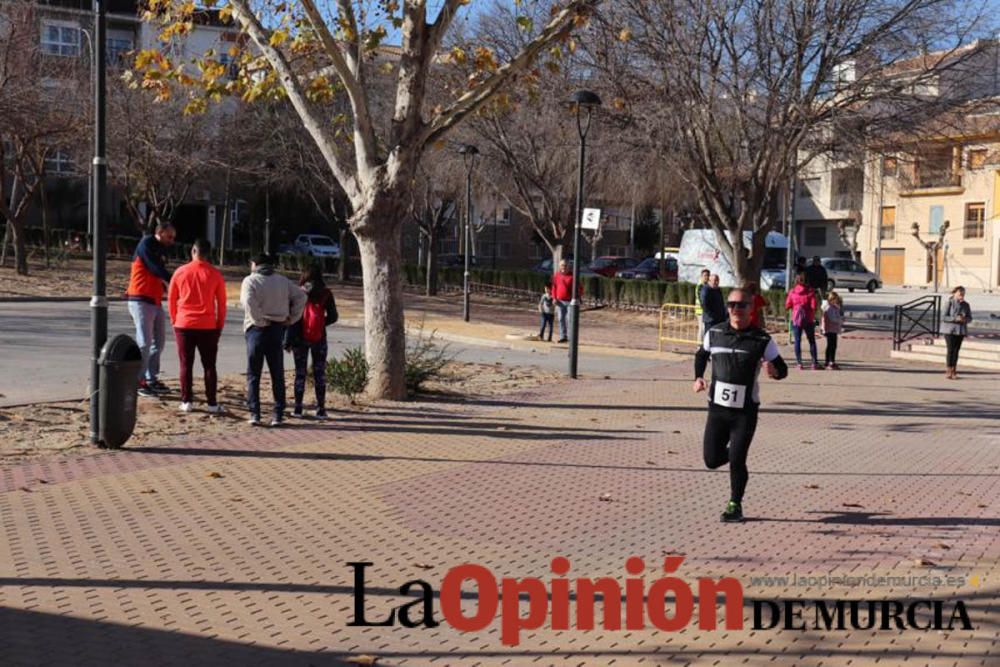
left=658, top=303, right=700, bottom=350
left=892, top=294, right=941, bottom=351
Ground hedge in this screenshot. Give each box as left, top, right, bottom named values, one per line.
left=402, top=265, right=787, bottom=317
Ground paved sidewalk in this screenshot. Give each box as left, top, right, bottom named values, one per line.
left=1, top=349, right=998, bottom=665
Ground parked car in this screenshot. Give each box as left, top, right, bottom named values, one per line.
left=760, top=268, right=787, bottom=291
left=615, top=256, right=678, bottom=281
left=589, top=256, right=639, bottom=277
left=678, top=230, right=788, bottom=286
left=293, top=234, right=340, bottom=258
left=437, top=254, right=477, bottom=268
left=531, top=258, right=596, bottom=278
left=820, top=257, right=881, bottom=293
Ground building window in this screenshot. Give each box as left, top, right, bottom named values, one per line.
left=43, top=149, right=74, bottom=175
left=41, top=23, right=81, bottom=57
left=883, top=156, right=898, bottom=176
left=968, top=149, right=987, bottom=170
left=107, top=37, right=134, bottom=65
left=880, top=206, right=896, bottom=241
left=964, top=202, right=985, bottom=239
left=915, top=145, right=958, bottom=189
left=929, top=205, right=945, bottom=234
left=798, top=177, right=820, bottom=199
left=804, top=225, right=827, bottom=247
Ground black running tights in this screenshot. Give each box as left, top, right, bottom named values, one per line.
left=703, top=403, right=760, bottom=503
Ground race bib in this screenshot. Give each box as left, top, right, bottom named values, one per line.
left=713, top=381, right=746, bottom=408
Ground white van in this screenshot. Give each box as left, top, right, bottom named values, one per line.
left=677, top=230, right=788, bottom=287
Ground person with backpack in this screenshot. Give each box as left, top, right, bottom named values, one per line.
left=285, top=265, right=338, bottom=418
left=785, top=271, right=820, bottom=370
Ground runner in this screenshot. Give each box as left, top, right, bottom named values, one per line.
left=693, top=287, right=789, bottom=523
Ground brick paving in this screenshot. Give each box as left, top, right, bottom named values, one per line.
left=1, top=337, right=998, bottom=666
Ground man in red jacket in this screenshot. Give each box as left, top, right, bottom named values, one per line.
left=126, top=222, right=175, bottom=397
left=168, top=238, right=227, bottom=413
left=551, top=259, right=581, bottom=343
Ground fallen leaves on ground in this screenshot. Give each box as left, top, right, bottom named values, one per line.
left=804, top=484, right=821, bottom=489
left=841, top=502, right=864, bottom=508
left=598, top=493, right=614, bottom=502
left=413, top=562, right=433, bottom=570
left=206, top=471, right=224, bottom=479
left=914, top=558, right=937, bottom=568
left=138, top=489, right=157, bottom=494
left=345, top=656, right=378, bottom=666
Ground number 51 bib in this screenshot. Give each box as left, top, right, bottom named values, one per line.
left=713, top=381, right=746, bottom=408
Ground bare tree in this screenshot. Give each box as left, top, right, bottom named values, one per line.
left=0, top=1, right=87, bottom=275
left=408, top=155, right=461, bottom=295
left=140, top=0, right=602, bottom=399
left=594, top=0, right=992, bottom=283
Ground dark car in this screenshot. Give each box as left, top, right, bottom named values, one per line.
left=531, top=257, right=597, bottom=277
left=615, top=257, right=678, bottom=281
left=588, top=256, right=639, bottom=277
left=437, top=254, right=477, bottom=269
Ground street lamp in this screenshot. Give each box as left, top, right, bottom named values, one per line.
left=260, top=161, right=275, bottom=255
left=89, top=0, right=108, bottom=445
left=569, top=90, right=601, bottom=379
left=458, top=144, right=479, bottom=322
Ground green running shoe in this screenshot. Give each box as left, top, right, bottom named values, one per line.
left=721, top=500, right=744, bottom=523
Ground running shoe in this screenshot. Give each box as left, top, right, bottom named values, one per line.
left=248, top=414, right=261, bottom=426
left=207, top=404, right=225, bottom=415
left=797, top=363, right=805, bottom=370
left=811, top=363, right=821, bottom=370
left=137, top=382, right=157, bottom=398
left=270, top=415, right=284, bottom=427
left=179, top=402, right=193, bottom=413
left=720, top=500, right=744, bottom=523
left=830, top=363, right=840, bottom=371
left=292, top=405, right=304, bottom=418
left=315, top=408, right=328, bottom=419
left=149, top=380, right=171, bottom=394
left=557, top=338, right=568, bottom=343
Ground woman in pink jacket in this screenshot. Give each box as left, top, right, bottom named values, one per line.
left=785, top=271, right=819, bottom=369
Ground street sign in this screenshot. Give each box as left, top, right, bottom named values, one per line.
left=581, top=208, right=601, bottom=231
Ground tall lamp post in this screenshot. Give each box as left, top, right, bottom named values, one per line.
left=89, top=0, right=108, bottom=445
left=458, top=144, right=479, bottom=322
left=569, top=90, right=601, bottom=379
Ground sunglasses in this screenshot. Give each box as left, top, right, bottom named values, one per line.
left=726, top=301, right=750, bottom=310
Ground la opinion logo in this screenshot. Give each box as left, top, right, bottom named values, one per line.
left=348, top=557, right=974, bottom=645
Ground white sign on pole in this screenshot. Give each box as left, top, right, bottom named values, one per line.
left=581, top=208, right=601, bottom=231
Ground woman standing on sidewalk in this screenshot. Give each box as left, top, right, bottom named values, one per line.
left=785, top=271, right=819, bottom=370
left=943, top=286, right=972, bottom=379
left=286, top=265, right=338, bottom=417
left=821, top=290, right=844, bottom=370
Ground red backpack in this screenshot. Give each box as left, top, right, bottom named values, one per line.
left=301, top=296, right=327, bottom=344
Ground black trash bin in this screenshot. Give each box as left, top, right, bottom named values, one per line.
left=98, top=334, right=142, bottom=449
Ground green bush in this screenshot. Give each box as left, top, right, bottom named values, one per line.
left=326, top=347, right=369, bottom=402
left=405, top=325, right=455, bottom=395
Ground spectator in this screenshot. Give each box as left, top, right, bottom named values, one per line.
left=126, top=222, right=175, bottom=397
left=285, top=265, right=338, bottom=418
left=785, top=271, right=820, bottom=369
left=240, top=254, right=307, bottom=426
left=695, top=268, right=711, bottom=339
left=821, top=290, right=844, bottom=370
left=943, top=286, right=973, bottom=380
left=167, top=238, right=227, bottom=413
left=538, top=285, right=554, bottom=342
left=744, top=281, right=768, bottom=330
left=700, top=273, right=727, bottom=331
left=551, top=259, right=580, bottom=343
left=805, top=256, right=828, bottom=299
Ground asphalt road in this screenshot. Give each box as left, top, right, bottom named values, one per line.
left=0, top=302, right=661, bottom=407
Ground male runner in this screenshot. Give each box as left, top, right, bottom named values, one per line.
left=693, top=287, right=788, bottom=522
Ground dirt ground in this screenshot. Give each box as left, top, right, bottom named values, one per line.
left=0, top=361, right=561, bottom=462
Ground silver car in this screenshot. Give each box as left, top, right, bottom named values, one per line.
left=820, top=258, right=881, bottom=293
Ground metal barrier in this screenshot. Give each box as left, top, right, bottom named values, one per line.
left=893, top=294, right=941, bottom=351
left=658, top=303, right=700, bottom=350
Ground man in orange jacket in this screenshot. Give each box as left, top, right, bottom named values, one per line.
left=168, top=238, right=228, bottom=413
left=126, top=222, right=175, bottom=396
